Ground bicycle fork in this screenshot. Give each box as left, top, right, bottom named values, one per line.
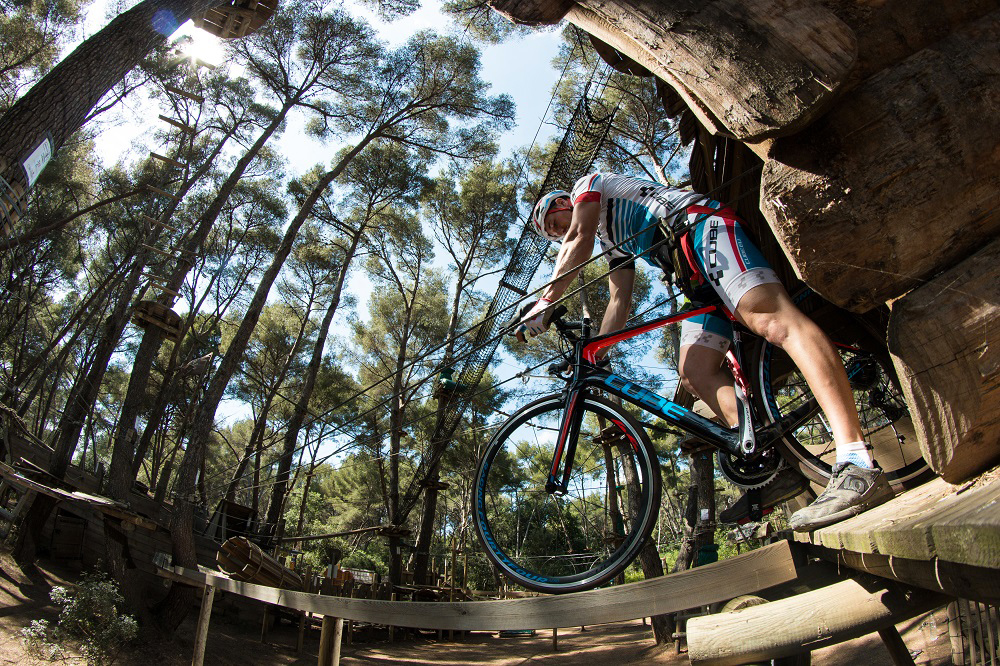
left=546, top=389, right=585, bottom=495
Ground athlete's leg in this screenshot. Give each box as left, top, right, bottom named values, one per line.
left=677, top=314, right=737, bottom=426
left=734, top=283, right=866, bottom=451
left=678, top=343, right=737, bottom=427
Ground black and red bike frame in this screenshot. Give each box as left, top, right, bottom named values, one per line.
left=544, top=302, right=770, bottom=496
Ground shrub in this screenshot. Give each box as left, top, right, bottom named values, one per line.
left=21, top=569, right=138, bottom=665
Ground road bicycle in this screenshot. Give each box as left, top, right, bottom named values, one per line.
left=472, top=293, right=928, bottom=593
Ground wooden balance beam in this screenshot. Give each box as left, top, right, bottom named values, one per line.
left=160, top=540, right=797, bottom=665
left=686, top=575, right=947, bottom=665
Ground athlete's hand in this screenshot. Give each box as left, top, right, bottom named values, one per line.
left=515, top=297, right=555, bottom=343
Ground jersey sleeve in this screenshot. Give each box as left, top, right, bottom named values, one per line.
left=570, top=173, right=603, bottom=205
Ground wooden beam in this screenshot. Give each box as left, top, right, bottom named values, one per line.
left=562, top=0, right=856, bottom=141
left=686, top=577, right=946, bottom=665
left=149, top=152, right=186, bottom=169
left=145, top=184, right=181, bottom=200
left=164, top=84, right=205, bottom=104
left=158, top=115, right=196, bottom=134
left=192, top=585, right=216, bottom=666
left=805, top=544, right=1000, bottom=606
left=160, top=540, right=797, bottom=631
left=141, top=214, right=180, bottom=234
left=889, top=237, right=1000, bottom=482
left=760, top=11, right=1000, bottom=312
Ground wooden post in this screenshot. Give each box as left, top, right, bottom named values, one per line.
left=296, top=611, right=306, bottom=653
left=552, top=627, right=558, bottom=651
left=389, top=593, right=396, bottom=642
left=260, top=606, right=270, bottom=644
left=318, top=616, right=344, bottom=666
left=878, top=626, right=917, bottom=666
left=192, top=585, right=216, bottom=666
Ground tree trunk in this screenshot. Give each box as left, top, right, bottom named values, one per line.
left=0, top=0, right=220, bottom=195
left=161, top=140, right=374, bottom=623
left=263, top=225, right=364, bottom=531
left=14, top=259, right=146, bottom=562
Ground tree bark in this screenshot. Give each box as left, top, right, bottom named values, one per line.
left=263, top=225, right=364, bottom=531
left=0, top=0, right=220, bottom=193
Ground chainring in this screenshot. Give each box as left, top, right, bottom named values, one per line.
left=716, top=448, right=784, bottom=489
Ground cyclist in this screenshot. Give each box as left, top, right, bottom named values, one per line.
left=516, top=173, right=893, bottom=531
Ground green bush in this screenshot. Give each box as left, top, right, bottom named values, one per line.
left=20, top=569, right=138, bottom=665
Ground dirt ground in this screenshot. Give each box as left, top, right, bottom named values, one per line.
left=0, top=553, right=955, bottom=666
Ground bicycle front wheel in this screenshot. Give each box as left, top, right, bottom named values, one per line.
left=754, top=340, right=929, bottom=488
left=473, top=393, right=661, bottom=594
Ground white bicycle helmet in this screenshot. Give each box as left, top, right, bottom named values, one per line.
left=530, top=190, right=571, bottom=241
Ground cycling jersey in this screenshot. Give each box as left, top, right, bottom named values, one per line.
left=570, top=172, right=780, bottom=352
left=570, top=173, right=705, bottom=269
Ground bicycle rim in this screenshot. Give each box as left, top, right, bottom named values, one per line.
left=755, top=340, right=929, bottom=487
left=473, top=393, right=661, bottom=593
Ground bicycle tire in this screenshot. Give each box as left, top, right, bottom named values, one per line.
left=473, top=393, right=661, bottom=593
left=752, top=338, right=930, bottom=488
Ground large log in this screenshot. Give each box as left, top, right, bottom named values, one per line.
left=760, top=12, right=1000, bottom=312
left=887, top=237, right=1000, bottom=483
left=820, top=0, right=999, bottom=82
left=686, top=577, right=944, bottom=665
left=490, top=0, right=856, bottom=141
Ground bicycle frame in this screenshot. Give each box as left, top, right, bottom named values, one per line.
left=545, top=302, right=761, bottom=495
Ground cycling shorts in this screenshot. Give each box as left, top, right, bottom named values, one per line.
left=679, top=203, right=780, bottom=353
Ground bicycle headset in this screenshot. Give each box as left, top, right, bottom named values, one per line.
left=530, top=190, right=571, bottom=241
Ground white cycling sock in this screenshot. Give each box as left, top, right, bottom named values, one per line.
left=836, top=441, right=873, bottom=469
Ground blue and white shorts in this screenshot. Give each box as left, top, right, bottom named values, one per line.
left=678, top=203, right=780, bottom=353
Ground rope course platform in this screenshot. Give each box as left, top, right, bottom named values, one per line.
left=133, top=300, right=183, bottom=342
left=193, top=0, right=278, bottom=39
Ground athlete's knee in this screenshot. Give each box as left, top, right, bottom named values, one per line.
left=750, top=314, right=792, bottom=348
left=678, top=362, right=716, bottom=401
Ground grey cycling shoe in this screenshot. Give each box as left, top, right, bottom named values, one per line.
left=719, top=468, right=809, bottom=524
left=789, top=462, right=894, bottom=532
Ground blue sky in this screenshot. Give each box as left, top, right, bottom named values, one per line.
left=79, top=0, right=567, bottom=430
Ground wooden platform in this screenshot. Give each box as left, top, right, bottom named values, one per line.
left=794, top=467, right=1000, bottom=603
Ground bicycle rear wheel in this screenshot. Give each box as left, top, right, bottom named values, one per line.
left=473, top=393, right=661, bottom=594
left=754, top=340, right=929, bottom=488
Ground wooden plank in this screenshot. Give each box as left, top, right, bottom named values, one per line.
left=873, top=477, right=1000, bottom=562
left=157, top=115, right=196, bottom=134
left=163, top=84, right=204, bottom=104
left=141, top=214, right=180, bottom=234
left=803, top=478, right=954, bottom=554
left=163, top=541, right=797, bottom=631
left=928, top=476, right=1000, bottom=568
left=686, top=577, right=946, bottom=665
left=149, top=152, right=186, bottom=169
left=145, top=184, right=181, bottom=200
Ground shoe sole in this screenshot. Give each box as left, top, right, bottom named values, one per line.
left=791, top=486, right=894, bottom=532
